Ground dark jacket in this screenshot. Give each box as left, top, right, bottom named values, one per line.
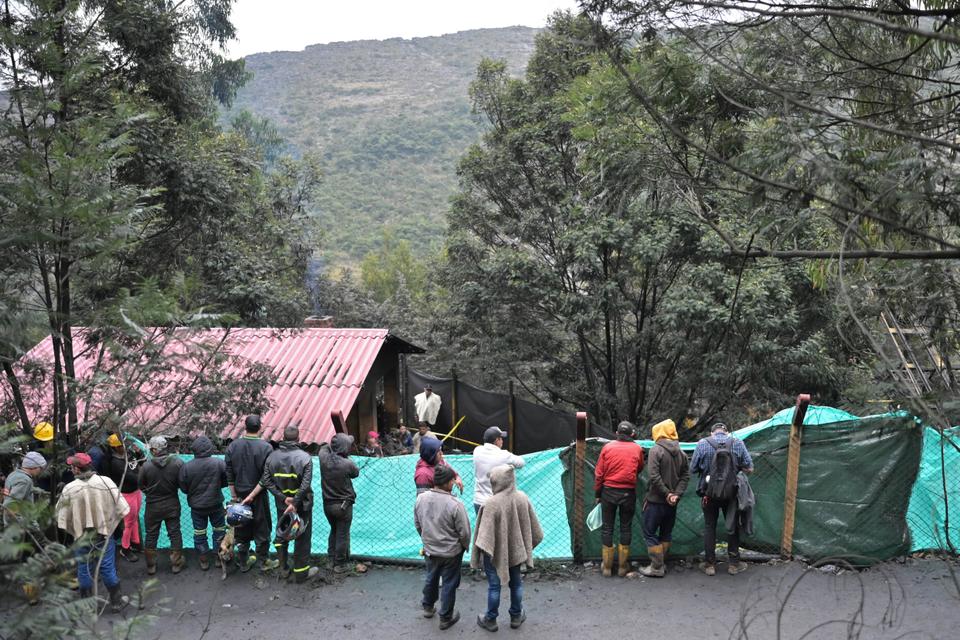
left=178, top=436, right=227, bottom=512
left=260, top=441, right=313, bottom=512
left=225, top=435, right=274, bottom=495
left=644, top=438, right=690, bottom=504
left=107, top=449, right=144, bottom=494
left=139, top=454, right=183, bottom=512
left=319, top=434, right=360, bottom=505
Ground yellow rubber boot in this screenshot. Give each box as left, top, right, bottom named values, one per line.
left=661, top=541, right=671, bottom=574
left=617, top=544, right=632, bottom=577
left=601, top=545, right=614, bottom=577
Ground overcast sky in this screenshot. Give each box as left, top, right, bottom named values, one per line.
left=228, top=0, right=581, bottom=57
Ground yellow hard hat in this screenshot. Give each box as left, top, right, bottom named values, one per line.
left=107, top=433, right=122, bottom=448
left=33, top=422, right=54, bottom=442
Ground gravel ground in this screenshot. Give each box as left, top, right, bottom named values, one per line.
left=109, top=555, right=959, bottom=639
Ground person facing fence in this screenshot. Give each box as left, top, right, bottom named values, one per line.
left=57, top=452, right=130, bottom=613
left=138, top=436, right=185, bottom=575
left=226, top=415, right=278, bottom=572
left=106, top=433, right=144, bottom=563
left=244, top=425, right=317, bottom=582
left=690, top=422, right=753, bottom=576
left=594, top=421, right=644, bottom=577
left=415, top=436, right=463, bottom=495
left=319, top=432, right=360, bottom=573
left=473, top=426, right=525, bottom=515
left=639, top=419, right=689, bottom=578
left=178, top=435, right=228, bottom=572
left=414, top=463, right=470, bottom=630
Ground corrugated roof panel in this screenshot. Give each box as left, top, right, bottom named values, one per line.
left=14, top=327, right=403, bottom=445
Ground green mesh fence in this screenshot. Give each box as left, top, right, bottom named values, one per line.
left=146, top=406, right=957, bottom=562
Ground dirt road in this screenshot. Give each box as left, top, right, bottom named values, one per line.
left=125, top=557, right=957, bottom=639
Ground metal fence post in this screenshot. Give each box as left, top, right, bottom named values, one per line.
left=573, top=411, right=588, bottom=563
left=781, top=393, right=811, bottom=558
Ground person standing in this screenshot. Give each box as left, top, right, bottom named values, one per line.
left=318, top=433, right=360, bottom=573
left=690, top=422, right=753, bottom=576
left=2, top=452, right=47, bottom=528
left=414, top=385, right=442, bottom=429
left=593, top=421, right=644, bottom=577
left=226, top=415, right=277, bottom=572
left=243, top=425, right=316, bottom=582
left=415, top=464, right=470, bottom=630
left=138, top=436, right=185, bottom=575
left=178, top=435, right=228, bottom=571
left=415, top=437, right=462, bottom=495
left=473, top=426, right=525, bottom=515
left=639, top=419, right=689, bottom=578
left=56, top=453, right=130, bottom=612
left=106, top=433, right=145, bottom=563
left=472, top=465, right=543, bottom=632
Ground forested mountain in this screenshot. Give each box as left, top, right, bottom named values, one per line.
left=224, top=27, right=539, bottom=263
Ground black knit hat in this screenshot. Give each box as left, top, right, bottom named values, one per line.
left=433, top=464, right=456, bottom=487
left=245, top=415, right=262, bottom=432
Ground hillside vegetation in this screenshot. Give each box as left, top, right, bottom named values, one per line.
left=225, top=27, right=539, bottom=263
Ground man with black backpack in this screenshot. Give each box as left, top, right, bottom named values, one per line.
left=690, top=422, right=753, bottom=576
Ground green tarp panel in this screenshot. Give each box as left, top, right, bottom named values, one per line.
left=152, top=447, right=571, bottom=560
left=559, top=413, right=922, bottom=561
left=907, top=426, right=960, bottom=552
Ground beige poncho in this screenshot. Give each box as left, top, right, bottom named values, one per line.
left=470, top=465, right=544, bottom=581
left=56, top=472, right=129, bottom=538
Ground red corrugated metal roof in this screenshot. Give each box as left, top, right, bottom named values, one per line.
left=15, top=328, right=411, bottom=445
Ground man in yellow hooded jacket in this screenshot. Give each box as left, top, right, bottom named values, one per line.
left=639, top=419, right=690, bottom=577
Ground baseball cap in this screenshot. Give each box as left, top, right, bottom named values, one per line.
left=22, top=451, right=47, bottom=469
left=67, top=452, right=93, bottom=468
left=483, top=426, right=508, bottom=443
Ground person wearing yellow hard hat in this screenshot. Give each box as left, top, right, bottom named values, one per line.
left=105, top=433, right=145, bottom=563
left=33, top=422, right=54, bottom=443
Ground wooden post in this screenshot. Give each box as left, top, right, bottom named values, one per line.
left=780, top=393, right=811, bottom=558
left=451, top=368, right=459, bottom=437
left=572, top=411, right=588, bottom=563
left=507, top=380, right=516, bottom=453
left=331, top=410, right=347, bottom=435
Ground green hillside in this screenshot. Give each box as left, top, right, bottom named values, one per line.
left=225, top=27, right=539, bottom=264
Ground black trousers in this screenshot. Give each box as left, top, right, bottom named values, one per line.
left=144, top=501, right=182, bottom=549
left=274, top=498, right=311, bottom=577
left=600, top=487, right=637, bottom=547
left=323, top=501, right=353, bottom=565
left=236, top=490, right=272, bottom=560
left=702, top=497, right=739, bottom=564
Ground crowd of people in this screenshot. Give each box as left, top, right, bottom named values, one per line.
left=2, top=397, right=755, bottom=630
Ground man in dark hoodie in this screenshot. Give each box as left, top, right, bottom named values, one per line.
left=178, top=435, right=227, bottom=571
left=138, top=436, right=185, bottom=575
left=243, top=425, right=315, bottom=582
left=319, top=433, right=360, bottom=572
left=639, top=419, right=690, bottom=578
left=226, top=415, right=277, bottom=572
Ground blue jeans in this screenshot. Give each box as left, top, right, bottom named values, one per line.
left=191, top=509, right=227, bottom=555
left=642, top=501, right=677, bottom=546
left=76, top=535, right=120, bottom=591
left=482, top=553, right=522, bottom=621
left=422, top=552, right=463, bottom=620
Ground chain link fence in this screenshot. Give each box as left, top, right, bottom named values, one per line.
left=138, top=412, right=958, bottom=565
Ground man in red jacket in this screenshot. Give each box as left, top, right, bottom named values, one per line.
left=594, top=421, right=644, bottom=577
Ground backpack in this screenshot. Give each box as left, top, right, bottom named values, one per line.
left=704, top=437, right=739, bottom=501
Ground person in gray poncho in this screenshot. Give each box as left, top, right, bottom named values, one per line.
left=471, top=465, right=543, bottom=632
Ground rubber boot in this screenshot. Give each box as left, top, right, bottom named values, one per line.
left=79, top=587, right=93, bottom=599
left=198, top=553, right=210, bottom=571
left=601, top=545, right=614, bottom=577
left=617, top=544, right=632, bottom=577
left=170, top=550, right=185, bottom=574
left=144, top=549, right=158, bottom=576
left=661, top=541, right=671, bottom=574
left=639, top=544, right=665, bottom=578
left=107, top=585, right=129, bottom=613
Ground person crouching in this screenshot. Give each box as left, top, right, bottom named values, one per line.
left=414, top=464, right=470, bottom=630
